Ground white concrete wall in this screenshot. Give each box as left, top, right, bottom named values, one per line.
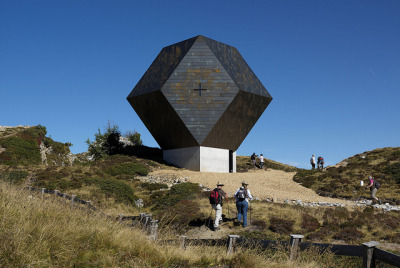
left=163, top=146, right=236, bottom=173
left=199, top=147, right=229, bottom=173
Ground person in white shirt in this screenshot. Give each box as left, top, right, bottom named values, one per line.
left=259, top=154, right=264, bottom=169
left=310, top=154, right=316, bottom=170
left=234, top=181, right=253, bottom=227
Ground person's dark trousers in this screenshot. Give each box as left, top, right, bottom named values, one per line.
left=311, top=163, right=315, bottom=170
left=260, top=162, right=263, bottom=169
left=236, top=200, right=249, bottom=227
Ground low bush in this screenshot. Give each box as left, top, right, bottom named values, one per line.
left=0, top=170, right=28, bottom=184
left=104, top=162, right=149, bottom=177
left=306, top=223, right=339, bottom=241
left=384, top=163, right=400, bottom=184
left=269, top=217, right=294, bottom=234
left=0, top=136, right=41, bottom=165
left=333, top=228, right=364, bottom=243
left=158, top=200, right=204, bottom=232
left=140, top=182, right=168, bottom=191
left=151, top=182, right=201, bottom=211
left=251, top=220, right=267, bottom=230
left=301, top=214, right=320, bottom=233
left=84, top=177, right=136, bottom=205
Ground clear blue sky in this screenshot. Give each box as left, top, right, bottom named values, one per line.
left=1, top=1, right=399, bottom=169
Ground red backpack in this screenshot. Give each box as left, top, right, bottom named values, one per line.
left=209, top=188, right=222, bottom=205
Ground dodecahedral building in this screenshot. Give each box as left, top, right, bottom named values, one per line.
left=127, top=35, right=272, bottom=173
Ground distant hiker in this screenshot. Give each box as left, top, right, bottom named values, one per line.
left=310, top=154, right=316, bottom=170
left=251, top=153, right=256, bottom=168
left=317, top=156, right=324, bottom=170
left=234, top=181, right=253, bottom=227
left=366, top=176, right=381, bottom=203
left=259, top=154, right=264, bottom=169
left=209, top=182, right=227, bottom=231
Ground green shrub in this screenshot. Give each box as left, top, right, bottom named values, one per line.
left=0, top=170, right=28, bottom=184
left=151, top=182, right=201, bottom=211
left=384, top=163, right=400, bottom=184
left=0, top=136, right=41, bottom=165
left=158, top=200, right=204, bottom=232
left=140, top=182, right=168, bottom=191
left=104, top=162, right=149, bottom=177
left=84, top=177, right=136, bottom=204
left=34, top=169, right=82, bottom=191
left=269, top=217, right=294, bottom=234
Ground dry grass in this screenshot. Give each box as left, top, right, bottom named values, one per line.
left=0, top=181, right=352, bottom=267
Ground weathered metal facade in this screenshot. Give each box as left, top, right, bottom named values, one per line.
left=127, top=35, right=272, bottom=153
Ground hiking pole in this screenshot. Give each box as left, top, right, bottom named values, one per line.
left=227, top=198, right=231, bottom=219
left=249, top=200, right=252, bottom=225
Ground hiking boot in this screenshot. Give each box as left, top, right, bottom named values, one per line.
left=213, top=227, right=220, bottom=231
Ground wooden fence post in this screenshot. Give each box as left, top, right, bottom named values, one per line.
left=71, top=194, right=76, bottom=207
left=179, top=235, right=188, bottom=250
left=362, top=241, right=379, bottom=268
left=54, top=190, right=59, bottom=198
left=118, top=214, right=124, bottom=223
left=144, top=214, right=152, bottom=232
left=226, top=235, right=240, bottom=255
left=41, top=188, right=46, bottom=199
left=149, top=220, right=158, bottom=240
left=290, top=234, right=304, bottom=261
left=28, top=186, right=32, bottom=191
left=62, top=193, right=67, bottom=203
left=86, top=201, right=91, bottom=211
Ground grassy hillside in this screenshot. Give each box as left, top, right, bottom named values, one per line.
left=236, top=156, right=298, bottom=173
left=1, top=180, right=353, bottom=268
left=1, top=125, right=399, bottom=266
left=293, top=147, right=400, bottom=204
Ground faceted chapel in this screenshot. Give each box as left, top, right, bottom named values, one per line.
left=127, top=35, right=272, bottom=173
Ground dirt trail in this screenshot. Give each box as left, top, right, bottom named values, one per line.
left=150, top=168, right=353, bottom=205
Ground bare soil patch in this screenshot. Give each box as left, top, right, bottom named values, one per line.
left=149, top=168, right=353, bottom=205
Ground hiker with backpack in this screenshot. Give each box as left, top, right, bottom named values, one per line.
left=251, top=153, right=257, bottom=168
left=209, top=182, right=227, bottom=231
left=366, top=176, right=381, bottom=203
left=234, top=181, right=253, bottom=227
left=317, top=156, right=325, bottom=170
left=259, top=154, right=264, bottom=169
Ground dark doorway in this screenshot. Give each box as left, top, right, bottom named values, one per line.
left=229, top=150, right=234, bottom=173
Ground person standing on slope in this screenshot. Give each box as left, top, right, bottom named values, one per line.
left=209, top=182, right=227, bottom=231
left=259, top=154, right=264, bottom=169
left=366, top=176, right=381, bottom=204
left=310, top=154, right=316, bottom=170
left=234, top=181, right=253, bottom=227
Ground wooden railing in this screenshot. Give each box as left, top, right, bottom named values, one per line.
left=26, top=186, right=159, bottom=239
left=176, top=234, right=400, bottom=268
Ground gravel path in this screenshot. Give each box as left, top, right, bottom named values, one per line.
left=150, top=168, right=353, bottom=205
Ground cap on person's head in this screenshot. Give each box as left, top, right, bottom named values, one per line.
left=260, top=154, right=263, bottom=156
left=217, top=181, right=224, bottom=186
left=368, top=176, right=373, bottom=180
left=241, top=181, right=248, bottom=185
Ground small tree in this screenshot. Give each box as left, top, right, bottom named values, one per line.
left=86, top=122, right=123, bottom=160
left=125, top=130, right=143, bottom=146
